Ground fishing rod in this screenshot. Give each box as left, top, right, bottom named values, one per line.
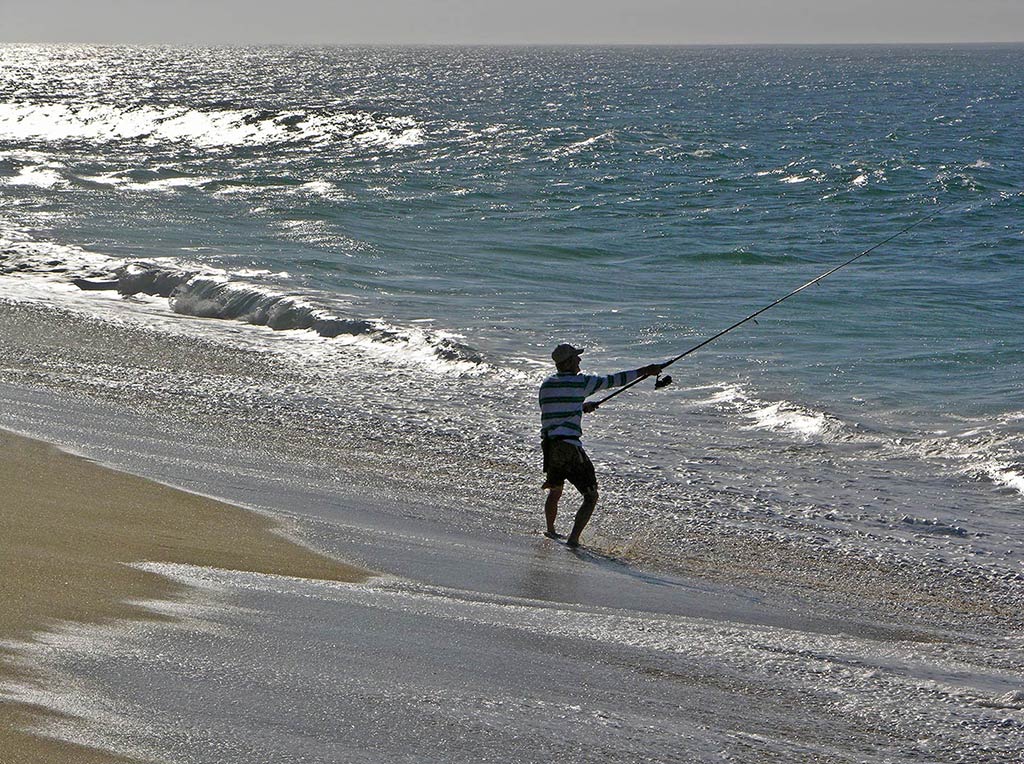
left=594, top=200, right=956, bottom=408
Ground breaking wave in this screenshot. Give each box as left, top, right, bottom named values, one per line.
left=986, top=464, right=1024, bottom=495
left=2, top=164, right=66, bottom=189
left=907, top=423, right=1024, bottom=499
left=0, top=240, right=483, bottom=370
left=0, top=102, right=424, bottom=149
left=695, top=382, right=1024, bottom=499
left=696, top=384, right=852, bottom=441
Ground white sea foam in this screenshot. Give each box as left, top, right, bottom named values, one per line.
left=0, top=102, right=424, bottom=150
left=324, top=325, right=488, bottom=377
left=0, top=148, right=54, bottom=162
left=899, top=426, right=1024, bottom=500
left=232, top=268, right=290, bottom=279
left=693, top=384, right=843, bottom=440
left=986, top=465, right=1024, bottom=496
left=744, top=401, right=829, bottom=438
left=80, top=175, right=216, bottom=193
left=211, top=185, right=262, bottom=197
left=134, top=177, right=214, bottom=192
left=3, top=165, right=66, bottom=188
left=0, top=234, right=121, bottom=274
left=297, top=180, right=335, bottom=195
left=701, top=385, right=747, bottom=406
left=354, top=127, right=424, bottom=149
left=78, top=172, right=124, bottom=186
left=696, top=385, right=1019, bottom=499
left=545, top=130, right=614, bottom=159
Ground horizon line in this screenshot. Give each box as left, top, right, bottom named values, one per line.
left=2, top=40, right=1023, bottom=48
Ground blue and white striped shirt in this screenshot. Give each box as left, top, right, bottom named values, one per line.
left=539, top=369, right=641, bottom=447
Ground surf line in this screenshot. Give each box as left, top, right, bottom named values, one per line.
left=593, top=200, right=957, bottom=408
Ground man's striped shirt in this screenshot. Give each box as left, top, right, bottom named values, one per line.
left=539, top=369, right=641, bottom=447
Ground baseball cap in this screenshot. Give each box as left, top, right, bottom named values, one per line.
left=551, top=343, right=584, bottom=364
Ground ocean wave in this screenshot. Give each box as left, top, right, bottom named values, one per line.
left=543, top=130, right=615, bottom=160
left=3, top=165, right=66, bottom=189
left=0, top=240, right=485, bottom=372
left=743, top=400, right=836, bottom=438
left=75, top=172, right=217, bottom=193
left=987, top=464, right=1024, bottom=495
left=695, top=384, right=850, bottom=441
left=164, top=274, right=483, bottom=368
left=167, top=275, right=375, bottom=335
left=706, top=380, right=1024, bottom=498
left=895, top=423, right=1024, bottom=499
left=716, top=383, right=1024, bottom=500
left=695, top=382, right=1024, bottom=501
left=0, top=102, right=424, bottom=150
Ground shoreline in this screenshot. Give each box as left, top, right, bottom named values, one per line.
left=0, top=427, right=367, bottom=763
left=0, top=394, right=1021, bottom=761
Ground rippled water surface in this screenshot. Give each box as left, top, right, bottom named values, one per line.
left=3, top=44, right=1022, bottom=491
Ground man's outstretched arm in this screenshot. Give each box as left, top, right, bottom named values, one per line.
left=582, top=363, right=665, bottom=408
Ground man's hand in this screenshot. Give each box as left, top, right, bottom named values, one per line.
left=582, top=401, right=599, bottom=414
left=639, top=363, right=664, bottom=377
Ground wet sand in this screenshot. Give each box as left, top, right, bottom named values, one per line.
left=0, top=428, right=366, bottom=763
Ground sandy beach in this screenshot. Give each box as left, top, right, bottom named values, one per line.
left=0, top=428, right=366, bottom=763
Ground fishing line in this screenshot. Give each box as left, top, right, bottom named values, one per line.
left=594, top=200, right=957, bottom=408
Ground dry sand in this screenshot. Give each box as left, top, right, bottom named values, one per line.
left=0, top=428, right=366, bottom=764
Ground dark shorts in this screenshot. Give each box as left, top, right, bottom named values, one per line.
left=542, top=439, right=597, bottom=493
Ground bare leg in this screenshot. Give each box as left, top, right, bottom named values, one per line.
left=566, top=487, right=599, bottom=548
left=544, top=485, right=564, bottom=538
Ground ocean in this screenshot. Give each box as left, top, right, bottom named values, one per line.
left=1, top=44, right=1022, bottom=762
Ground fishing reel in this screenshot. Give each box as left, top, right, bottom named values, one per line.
left=654, top=373, right=673, bottom=389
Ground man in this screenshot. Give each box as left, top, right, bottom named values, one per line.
left=539, top=343, right=663, bottom=548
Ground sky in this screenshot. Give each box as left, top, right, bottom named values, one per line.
left=1, top=0, right=1022, bottom=45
